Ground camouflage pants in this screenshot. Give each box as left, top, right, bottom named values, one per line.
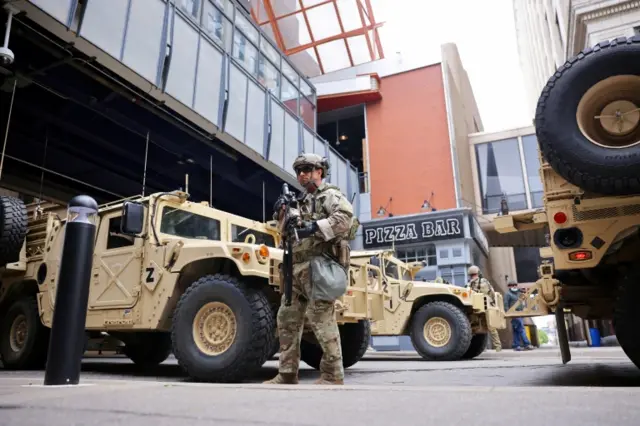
left=277, top=260, right=344, bottom=381
left=489, top=327, right=501, bottom=349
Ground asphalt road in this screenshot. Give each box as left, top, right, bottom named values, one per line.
left=1, top=347, right=638, bottom=425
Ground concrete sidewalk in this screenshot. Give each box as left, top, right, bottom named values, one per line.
left=1, top=375, right=638, bottom=426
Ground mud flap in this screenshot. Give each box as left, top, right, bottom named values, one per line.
left=555, top=302, right=571, bottom=364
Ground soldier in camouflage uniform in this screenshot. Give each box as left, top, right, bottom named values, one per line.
left=264, top=153, right=354, bottom=386
left=467, top=265, right=502, bottom=352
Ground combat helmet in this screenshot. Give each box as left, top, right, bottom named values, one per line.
left=468, top=265, right=480, bottom=276
left=292, top=153, right=330, bottom=178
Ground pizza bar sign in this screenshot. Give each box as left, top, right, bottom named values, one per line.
left=363, top=215, right=464, bottom=248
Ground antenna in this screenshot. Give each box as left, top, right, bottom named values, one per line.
left=262, top=180, right=266, bottom=223
left=209, top=154, right=213, bottom=206
left=185, top=173, right=189, bottom=194
left=142, top=130, right=150, bottom=196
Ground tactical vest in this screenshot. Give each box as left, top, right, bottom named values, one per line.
left=292, top=184, right=355, bottom=263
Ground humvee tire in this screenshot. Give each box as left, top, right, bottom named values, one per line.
left=0, top=196, right=28, bottom=266
left=535, top=36, right=640, bottom=196
left=300, top=319, right=371, bottom=370
left=171, top=274, right=275, bottom=382
left=121, top=332, right=173, bottom=367
left=0, top=296, right=50, bottom=369
left=409, top=301, right=472, bottom=361
left=613, top=268, right=640, bottom=369
left=462, top=333, right=488, bottom=360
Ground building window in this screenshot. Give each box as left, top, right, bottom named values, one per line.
left=258, top=55, right=280, bottom=96
left=475, top=137, right=528, bottom=214
left=396, top=245, right=437, bottom=266
left=233, top=31, right=259, bottom=77
left=440, top=266, right=467, bottom=287
left=202, top=1, right=233, bottom=52
left=179, top=0, right=200, bottom=20
left=521, top=134, right=544, bottom=208
left=514, top=247, right=541, bottom=283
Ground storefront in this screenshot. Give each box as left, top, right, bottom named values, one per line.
left=361, top=208, right=490, bottom=286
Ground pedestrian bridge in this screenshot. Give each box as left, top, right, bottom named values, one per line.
left=8, top=0, right=360, bottom=218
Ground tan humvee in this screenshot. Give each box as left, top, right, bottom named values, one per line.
left=493, top=36, right=640, bottom=368
left=269, top=248, right=506, bottom=365
left=0, top=190, right=290, bottom=382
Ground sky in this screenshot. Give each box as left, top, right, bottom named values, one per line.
left=370, top=0, right=532, bottom=133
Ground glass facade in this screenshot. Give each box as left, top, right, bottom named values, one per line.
left=475, top=133, right=544, bottom=214
left=33, top=0, right=359, bottom=215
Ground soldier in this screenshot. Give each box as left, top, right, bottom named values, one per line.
left=264, top=153, right=355, bottom=386
left=467, top=265, right=502, bottom=352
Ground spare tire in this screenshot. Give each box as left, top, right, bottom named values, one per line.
left=0, top=196, right=27, bottom=266
left=535, top=36, right=640, bottom=195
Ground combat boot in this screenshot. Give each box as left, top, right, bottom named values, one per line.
left=314, top=376, right=344, bottom=385
left=263, top=373, right=298, bottom=384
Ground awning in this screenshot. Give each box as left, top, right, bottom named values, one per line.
left=315, top=73, right=381, bottom=112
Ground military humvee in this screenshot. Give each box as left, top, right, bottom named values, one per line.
left=493, top=36, right=640, bottom=367
left=269, top=249, right=507, bottom=365
left=0, top=189, right=376, bottom=382
left=353, top=250, right=506, bottom=361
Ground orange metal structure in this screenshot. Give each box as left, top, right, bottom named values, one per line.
left=250, top=0, right=385, bottom=76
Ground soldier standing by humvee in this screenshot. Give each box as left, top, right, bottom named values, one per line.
left=467, top=265, right=502, bottom=352
left=264, top=153, right=355, bottom=385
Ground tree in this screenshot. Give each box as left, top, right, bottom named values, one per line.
left=538, top=329, right=549, bottom=344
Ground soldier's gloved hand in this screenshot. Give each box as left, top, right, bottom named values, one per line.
left=296, top=221, right=318, bottom=238
left=273, top=195, right=287, bottom=213
left=285, top=215, right=300, bottom=230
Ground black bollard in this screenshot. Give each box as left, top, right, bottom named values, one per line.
left=44, top=195, right=98, bottom=386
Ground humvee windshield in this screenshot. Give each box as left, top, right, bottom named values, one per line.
left=160, top=207, right=221, bottom=241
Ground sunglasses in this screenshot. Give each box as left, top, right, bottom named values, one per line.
left=295, top=165, right=315, bottom=175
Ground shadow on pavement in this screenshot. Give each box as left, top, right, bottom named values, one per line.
left=527, top=363, right=640, bottom=387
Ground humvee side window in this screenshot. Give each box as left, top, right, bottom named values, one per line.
left=160, top=207, right=221, bottom=241
left=106, top=216, right=135, bottom=250
left=231, top=224, right=275, bottom=247
left=384, top=260, right=399, bottom=280
left=401, top=267, right=412, bottom=281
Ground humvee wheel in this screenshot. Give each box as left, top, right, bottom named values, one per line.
left=171, top=274, right=275, bottom=382
left=192, top=301, right=237, bottom=356
left=613, top=268, right=640, bottom=369
left=423, top=317, right=452, bottom=347
left=0, top=297, right=49, bottom=369
left=410, top=301, right=472, bottom=361
left=300, top=320, right=371, bottom=370
left=535, top=36, right=640, bottom=195
left=121, top=332, right=172, bottom=367
left=462, top=333, right=488, bottom=360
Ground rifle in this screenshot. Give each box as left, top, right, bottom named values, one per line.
left=280, top=183, right=299, bottom=306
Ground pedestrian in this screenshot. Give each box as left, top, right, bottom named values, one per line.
left=504, top=280, right=535, bottom=351
left=264, top=153, right=356, bottom=385
left=467, top=265, right=502, bottom=352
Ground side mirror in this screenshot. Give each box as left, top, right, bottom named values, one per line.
left=121, top=201, right=145, bottom=235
